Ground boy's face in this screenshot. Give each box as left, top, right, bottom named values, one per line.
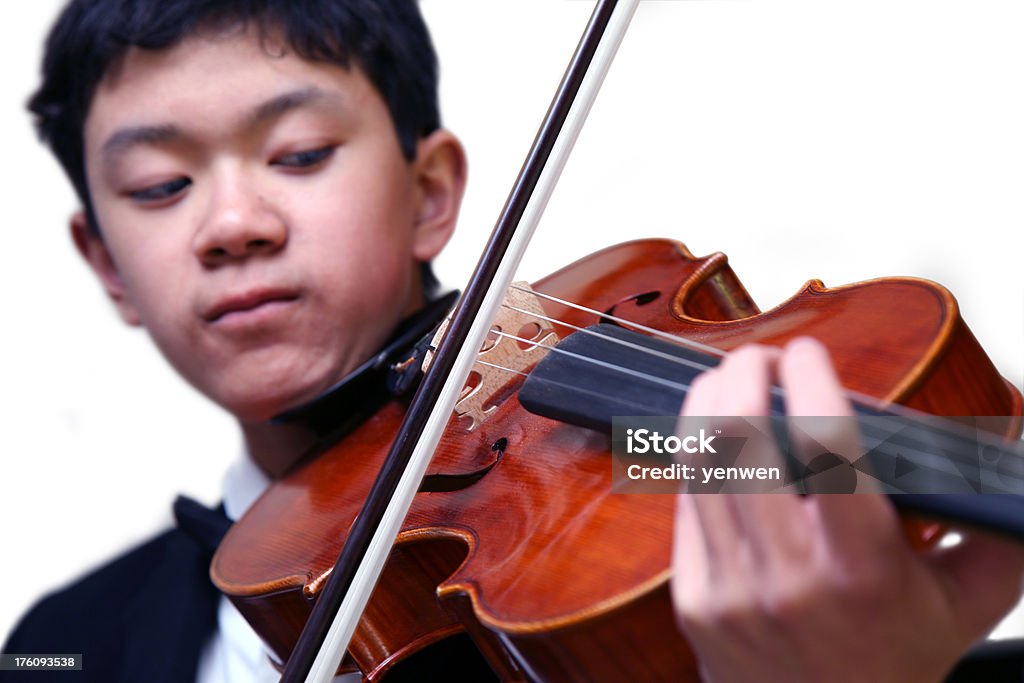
left=76, top=28, right=463, bottom=422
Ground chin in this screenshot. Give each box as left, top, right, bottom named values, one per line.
left=215, top=380, right=315, bottom=424
left=201, top=352, right=353, bottom=424
left=222, top=398, right=287, bottom=424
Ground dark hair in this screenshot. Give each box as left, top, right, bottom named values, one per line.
left=30, top=0, right=441, bottom=289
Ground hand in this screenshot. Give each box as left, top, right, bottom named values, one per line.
left=671, top=337, right=1024, bottom=682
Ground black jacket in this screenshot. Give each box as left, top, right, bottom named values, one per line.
left=2, top=524, right=219, bottom=683
left=1, top=494, right=495, bottom=683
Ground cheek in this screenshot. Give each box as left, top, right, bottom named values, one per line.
left=314, top=244, right=413, bottom=319
left=129, top=277, right=199, bottom=367
left=111, top=244, right=180, bottom=322
left=313, top=151, right=417, bottom=239
left=296, top=176, right=418, bottom=285
left=102, top=228, right=199, bottom=354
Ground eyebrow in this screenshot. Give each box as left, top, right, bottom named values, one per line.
left=99, top=86, right=343, bottom=166
left=247, top=86, right=339, bottom=126
left=101, top=124, right=181, bottom=161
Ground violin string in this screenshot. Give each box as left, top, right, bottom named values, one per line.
left=470, top=316, right=1024, bottom=489
left=472, top=334, right=694, bottom=395
left=469, top=356, right=690, bottom=417
left=463, top=291, right=1024, bottom=495
left=474, top=358, right=530, bottom=377
left=496, top=295, right=770, bottom=398
left=500, top=301, right=722, bottom=376
left=509, top=283, right=726, bottom=359
left=488, top=328, right=694, bottom=393
left=501, top=286, right=909, bottom=412
left=470, top=331, right=1024, bottom=491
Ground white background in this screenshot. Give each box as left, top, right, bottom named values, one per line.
left=2, top=0, right=1022, bottom=644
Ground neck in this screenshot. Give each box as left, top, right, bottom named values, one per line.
left=241, top=419, right=320, bottom=479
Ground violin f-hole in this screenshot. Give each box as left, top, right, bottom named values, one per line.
left=600, top=290, right=661, bottom=326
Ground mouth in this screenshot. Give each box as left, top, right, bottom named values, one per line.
left=204, top=287, right=301, bottom=324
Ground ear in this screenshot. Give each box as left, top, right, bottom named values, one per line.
left=410, top=129, right=467, bottom=262
left=70, top=211, right=142, bottom=326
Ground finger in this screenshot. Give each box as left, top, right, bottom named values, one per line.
left=682, top=344, right=781, bottom=418
left=778, top=337, right=850, bottom=418
left=779, top=338, right=896, bottom=543
left=711, top=345, right=799, bottom=528
left=682, top=348, right=776, bottom=495
left=778, top=337, right=859, bottom=480
left=712, top=344, right=780, bottom=417
left=672, top=493, right=708, bottom=610
left=681, top=367, right=721, bottom=418
left=682, top=345, right=779, bottom=494
left=673, top=495, right=772, bottom=683
left=689, top=493, right=751, bottom=571
left=691, top=345, right=811, bottom=564
left=677, top=358, right=748, bottom=558
left=736, top=494, right=815, bottom=574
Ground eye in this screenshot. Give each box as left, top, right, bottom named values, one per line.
left=271, top=146, right=336, bottom=169
left=128, top=177, right=191, bottom=203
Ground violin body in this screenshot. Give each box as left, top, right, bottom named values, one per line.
left=211, top=239, right=1022, bottom=682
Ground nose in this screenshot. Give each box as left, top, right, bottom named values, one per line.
left=193, top=168, right=287, bottom=267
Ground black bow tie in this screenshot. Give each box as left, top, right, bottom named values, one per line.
left=173, top=495, right=232, bottom=558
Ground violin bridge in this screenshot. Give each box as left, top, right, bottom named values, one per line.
left=424, top=282, right=558, bottom=432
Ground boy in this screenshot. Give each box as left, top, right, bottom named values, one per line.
left=4, top=0, right=1023, bottom=681
left=5, top=1, right=473, bottom=680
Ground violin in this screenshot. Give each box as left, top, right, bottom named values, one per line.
left=211, top=237, right=1024, bottom=682
left=211, top=1, right=1024, bottom=680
